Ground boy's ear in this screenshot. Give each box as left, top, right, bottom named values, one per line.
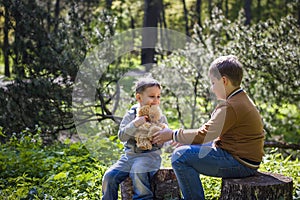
left=222, top=76, right=229, bottom=86
left=136, top=93, right=141, bottom=101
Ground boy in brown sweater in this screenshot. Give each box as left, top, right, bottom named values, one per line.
left=152, top=55, right=265, bottom=200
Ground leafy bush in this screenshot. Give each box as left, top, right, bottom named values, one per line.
left=0, top=79, right=73, bottom=142
left=0, top=129, right=298, bottom=199
left=0, top=0, right=115, bottom=141
left=1, top=2, right=299, bottom=146
left=261, top=148, right=300, bottom=199
left=0, top=131, right=110, bottom=199
left=223, top=13, right=300, bottom=142
left=152, top=7, right=300, bottom=143
left=0, top=0, right=86, bottom=139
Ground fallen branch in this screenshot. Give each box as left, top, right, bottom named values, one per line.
left=264, top=141, right=300, bottom=150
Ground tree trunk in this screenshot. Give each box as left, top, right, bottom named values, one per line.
left=151, top=168, right=182, bottom=200
left=13, top=2, right=25, bottom=78
left=161, top=0, right=167, bottom=29
left=208, top=0, right=213, bottom=20
left=182, top=0, right=189, bottom=37
left=298, top=0, right=300, bottom=26
left=225, top=0, right=229, bottom=19
left=106, top=0, right=113, bottom=10
left=121, top=168, right=181, bottom=200
left=195, top=0, right=202, bottom=27
left=47, top=0, right=51, bottom=32
left=54, top=0, right=60, bottom=32
left=141, top=0, right=162, bottom=72
left=130, top=9, right=136, bottom=45
left=216, top=0, right=223, bottom=10
left=257, top=0, right=261, bottom=21
left=3, top=2, right=10, bottom=77
left=220, top=172, right=293, bottom=200
left=244, top=0, right=252, bottom=25
left=159, top=0, right=171, bottom=53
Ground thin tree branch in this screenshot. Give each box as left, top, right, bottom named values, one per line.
left=264, top=141, right=300, bottom=150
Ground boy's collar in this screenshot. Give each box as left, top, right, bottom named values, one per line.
left=226, top=87, right=243, bottom=100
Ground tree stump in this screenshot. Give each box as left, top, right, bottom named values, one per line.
left=220, top=171, right=293, bottom=200
left=120, top=168, right=181, bottom=200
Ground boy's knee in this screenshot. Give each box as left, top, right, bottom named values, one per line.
left=102, top=169, right=121, bottom=184
left=171, top=145, right=190, bottom=164
left=102, top=171, right=112, bottom=185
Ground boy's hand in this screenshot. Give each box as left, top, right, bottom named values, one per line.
left=170, top=140, right=182, bottom=148
left=152, top=128, right=173, bottom=144
left=133, top=116, right=148, bottom=127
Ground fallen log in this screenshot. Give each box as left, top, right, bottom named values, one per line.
left=264, top=141, right=300, bottom=150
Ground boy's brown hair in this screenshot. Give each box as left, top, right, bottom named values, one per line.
left=209, top=55, right=243, bottom=87
left=135, top=77, right=161, bottom=94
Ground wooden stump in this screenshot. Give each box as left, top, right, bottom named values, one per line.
left=220, top=171, right=293, bottom=200
left=120, top=168, right=181, bottom=200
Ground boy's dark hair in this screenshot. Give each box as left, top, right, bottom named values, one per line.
left=209, top=55, right=243, bottom=87
left=135, top=77, right=161, bottom=93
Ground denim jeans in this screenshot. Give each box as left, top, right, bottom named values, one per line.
left=171, top=143, right=257, bottom=200
left=102, top=150, right=161, bottom=200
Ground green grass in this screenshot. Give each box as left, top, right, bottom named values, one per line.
left=0, top=132, right=299, bottom=199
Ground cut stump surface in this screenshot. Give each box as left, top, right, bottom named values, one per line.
left=220, top=171, right=293, bottom=200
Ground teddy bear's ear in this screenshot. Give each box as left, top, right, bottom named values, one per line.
left=149, top=105, right=162, bottom=122
left=137, top=105, right=150, bottom=117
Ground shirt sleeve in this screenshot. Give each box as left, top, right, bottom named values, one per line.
left=173, top=102, right=236, bottom=144
left=118, top=109, right=138, bottom=142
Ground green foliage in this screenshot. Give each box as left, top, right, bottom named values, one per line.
left=0, top=79, right=73, bottom=140
left=0, top=0, right=123, bottom=140
left=0, top=0, right=88, bottom=138
left=260, top=149, right=300, bottom=199
left=0, top=128, right=299, bottom=199
left=0, top=131, right=109, bottom=199
left=5, top=0, right=87, bottom=79
left=0, top=2, right=299, bottom=198
left=222, top=11, right=300, bottom=142
left=155, top=6, right=300, bottom=143
left=1, top=0, right=299, bottom=145
left=224, top=13, right=300, bottom=106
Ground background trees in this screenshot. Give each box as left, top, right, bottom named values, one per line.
left=0, top=0, right=299, bottom=144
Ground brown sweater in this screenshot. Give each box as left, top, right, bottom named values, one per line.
left=173, top=90, right=265, bottom=169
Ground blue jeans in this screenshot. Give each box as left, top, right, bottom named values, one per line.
left=171, top=143, right=257, bottom=200
left=102, top=151, right=161, bottom=200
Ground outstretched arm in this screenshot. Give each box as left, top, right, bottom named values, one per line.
left=152, top=128, right=173, bottom=145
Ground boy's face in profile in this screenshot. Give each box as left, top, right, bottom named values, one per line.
left=209, top=74, right=226, bottom=100
left=136, top=86, right=161, bottom=106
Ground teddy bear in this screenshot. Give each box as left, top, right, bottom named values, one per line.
left=135, top=105, right=166, bottom=150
